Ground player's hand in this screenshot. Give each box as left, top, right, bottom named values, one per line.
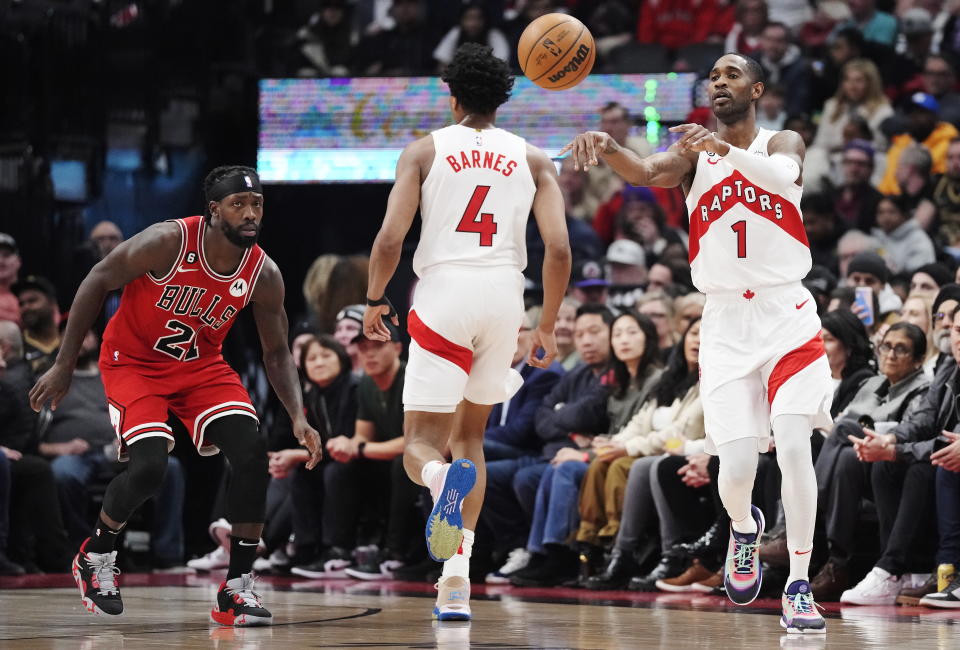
left=528, top=325, right=557, bottom=368
left=669, top=124, right=730, bottom=155
left=559, top=131, right=617, bottom=170
left=363, top=304, right=398, bottom=342
left=293, top=419, right=322, bottom=469
left=28, top=361, right=74, bottom=412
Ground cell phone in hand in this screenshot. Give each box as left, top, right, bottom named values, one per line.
left=854, top=286, right=874, bottom=326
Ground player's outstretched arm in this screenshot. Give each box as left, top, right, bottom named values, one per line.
left=251, top=258, right=322, bottom=469
left=28, top=222, right=182, bottom=412
left=363, top=137, right=431, bottom=341
left=527, top=144, right=571, bottom=369
left=559, top=130, right=695, bottom=188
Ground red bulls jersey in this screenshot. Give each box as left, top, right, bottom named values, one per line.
left=685, top=127, right=810, bottom=293
left=101, top=216, right=266, bottom=365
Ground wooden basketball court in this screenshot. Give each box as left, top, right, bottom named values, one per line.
left=1, top=573, right=957, bottom=648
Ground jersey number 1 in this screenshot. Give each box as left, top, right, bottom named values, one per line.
left=731, top=220, right=747, bottom=258
left=456, top=185, right=497, bottom=247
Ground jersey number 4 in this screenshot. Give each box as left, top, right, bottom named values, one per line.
left=154, top=319, right=199, bottom=361
left=456, top=185, right=498, bottom=247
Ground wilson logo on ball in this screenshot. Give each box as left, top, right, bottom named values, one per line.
left=547, top=44, right=591, bottom=84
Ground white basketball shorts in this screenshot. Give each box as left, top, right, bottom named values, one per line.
left=403, top=264, right=525, bottom=413
left=699, top=281, right=833, bottom=454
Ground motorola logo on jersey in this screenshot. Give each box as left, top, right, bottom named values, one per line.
left=230, top=279, right=248, bottom=297
left=155, top=284, right=239, bottom=330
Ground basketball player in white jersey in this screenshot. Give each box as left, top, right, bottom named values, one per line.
left=563, top=54, right=831, bottom=634
left=362, top=43, right=571, bottom=621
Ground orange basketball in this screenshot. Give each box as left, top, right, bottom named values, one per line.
left=517, top=13, right=595, bottom=91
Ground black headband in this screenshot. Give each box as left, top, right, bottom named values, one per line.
left=206, top=172, right=263, bottom=203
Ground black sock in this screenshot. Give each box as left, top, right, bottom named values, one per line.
left=87, top=515, right=123, bottom=554
left=227, top=536, right=259, bottom=580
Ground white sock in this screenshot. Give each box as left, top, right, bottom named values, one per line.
left=421, top=460, right=446, bottom=500
left=441, top=528, right=474, bottom=579
left=731, top=513, right=758, bottom=536
left=774, top=415, right=818, bottom=584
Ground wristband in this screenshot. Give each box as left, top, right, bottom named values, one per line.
left=357, top=441, right=367, bottom=459
left=366, top=295, right=397, bottom=317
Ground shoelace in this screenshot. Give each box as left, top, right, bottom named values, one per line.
left=731, top=539, right=760, bottom=574
left=787, top=591, right=819, bottom=616
left=226, top=575, right=264, bottom=608
left=87, top=552, right=121, bottom=596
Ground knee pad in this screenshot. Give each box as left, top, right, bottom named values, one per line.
left=204, top=415, right=268, bottom=523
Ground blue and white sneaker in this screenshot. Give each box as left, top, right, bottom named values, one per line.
left=781, top=579, right=826, bottom=633
left=425, top=459, right=476, bottom=562
left=433, top=576, right=471, bottom=621
left=724, top=504, right=765, bottom=605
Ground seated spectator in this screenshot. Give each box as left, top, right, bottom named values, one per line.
left=898, top=293, right=938, bottom=378
left=871, top=195, right=936, bottom=274
left=807, top=59, right=892, bottom=189
left=837, top=229, right=881, bottom=278
left=887, top=55, right=960, bottom=132
left=637, top=0, right=732, bottom=50
left=273, top=336, right=360, bottom=578
left=880, top=92, right=960, bottom=195
left=756, top=85, right=787, bottom=131
left=909, top=264, right=952, bottom=301
left=820, top=309, right=878, bottom=419
left=892, top=143, right=938, bottom=230
left=13, top=275, right=61, bottom=376
left=569, top=259, right=609, bottom=306
left=803, top=265, right=839, bottom=314
left=809, top=26, right=864, bottom=110
left=673, top=292, right=705, bottom=334
left=584, top=103, right=652, bottom=220
left=433, top=3, right=508, bottom=70
left=802, top=193, right=843, bottom=274
left=483, top=308, right=564, bottom=461
left=831, top=0, right=897, bottom=47
left=586, top=318, right=703, bottom=590
left=356, top=0, right=432, bottom=77
left=924, top=377, right=960, bottom=607
left=846, top=251, right=903, bottom=317
left=333, top=304, right=365, bottom=375
left=555, top=298, right=581, bottom=371
left=324, top=322, right=423, bottom=579
left=934, top=138, right=960, bottom=259
left=834, top=141, right=883, bottom=233
left=930, top=285, right=960, bottom=376
left=574, top=311, right=664, bottom=550
left=68, top=221, right=123, bottom=333
left=483, top=304, right=612, bottom=585
left=636, top=293, right=678, bottom=361
left=287, top=0, right=356, bottom=77
left=606, top=240, right=646, bottom=311
left=38, top=328, right=186, bottom=568
left=724, top=0, right=768, bottom=56
left=811, top=322, right=931, bottom=601
left=0, top=321, right=70, bottom=572
left=757, top=22, right=811, bottom=116
left=0, top=234, right=21, bottom=325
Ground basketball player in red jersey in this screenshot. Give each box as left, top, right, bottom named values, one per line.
left=563, top=54, right=831, bottom=634
left=29, top=166, right=322, bottom=626
left=363, top=44, right=570, bottom=620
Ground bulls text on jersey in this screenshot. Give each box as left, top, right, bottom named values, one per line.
left=154, top=285, right=238, bottom=331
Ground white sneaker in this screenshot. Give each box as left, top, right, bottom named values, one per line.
left=252, top=556, right=273, bottom=573
left=486, top=548, right=531, bottom=584
left=208, top=518, right=232, bottom=549
left=187, top=546, right=229, bottom=572
left=433, top=576, right=471, bottom=621
left=840, top=567, right=902, bottom=605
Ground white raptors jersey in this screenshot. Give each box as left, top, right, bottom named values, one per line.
left=414, top=124, right=536, bottom=277
left=685, top=128, right=811, bottom=293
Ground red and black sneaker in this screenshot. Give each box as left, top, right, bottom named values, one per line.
left=210, top=573, right=273, bottom=627
left=72, top=537, right=123, bottom=616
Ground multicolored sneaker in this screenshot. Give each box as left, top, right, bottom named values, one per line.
left=433, top=576, right=471, bottom=621
left=724, top=505, right=765, bottom=605
left=781, top=579, right=826, bottom=633
left=919, top=572, right=960, bottom=609
left=72, top=538, right=123, bottom=616
left=425, top=459, right=476, bottom=562
left=210, top=573, right=273, bottom=627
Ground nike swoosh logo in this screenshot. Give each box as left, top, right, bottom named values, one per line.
left=237, top=540, right=259, bottom=546
left=795, top=300, right=809, bottom=310
left=707, top=157, right=719, bottom=165
left=177, top=267, right=198, bottom=273
left=794, top=549, right=811, bottom=555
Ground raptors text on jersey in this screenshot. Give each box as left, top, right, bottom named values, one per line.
left=684, top=128, right=811, bottom=293
left=415, top=124, right=536, bottom=277
left=101, top=215, right=266, bottom=365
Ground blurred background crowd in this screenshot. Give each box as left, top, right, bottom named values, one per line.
left=3, top=0, right=960, bottom=610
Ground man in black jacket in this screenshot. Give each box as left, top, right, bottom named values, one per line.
left=482, top=304, right=612, bottom=583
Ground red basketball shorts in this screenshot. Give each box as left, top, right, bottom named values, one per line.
left=100, top=357, right=258, bottom=462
